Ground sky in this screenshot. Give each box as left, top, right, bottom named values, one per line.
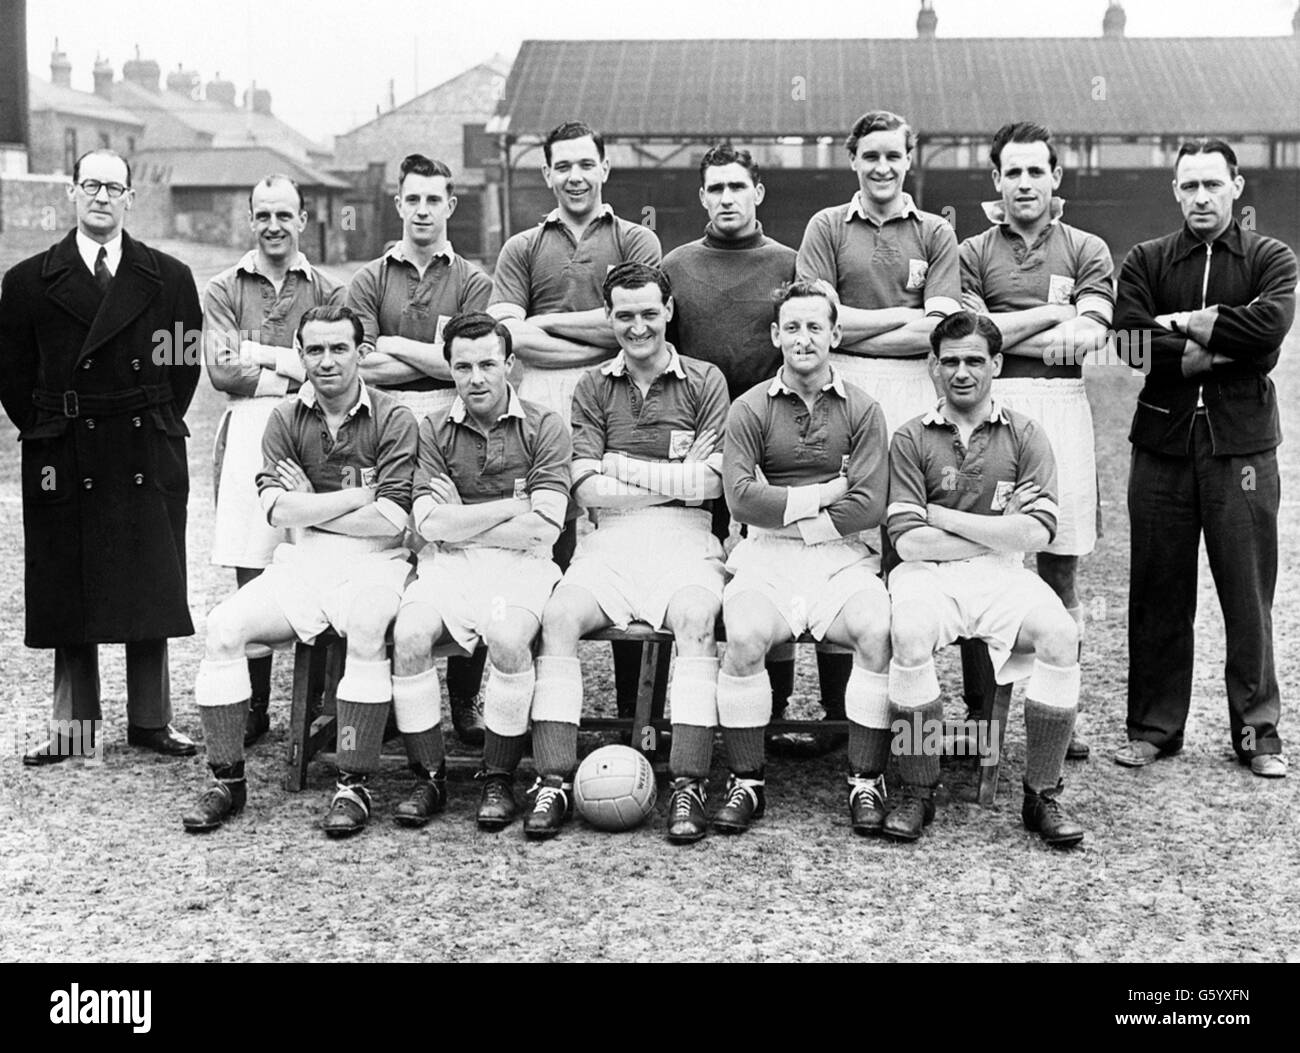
left=25, top=0, right=1300, bottom=142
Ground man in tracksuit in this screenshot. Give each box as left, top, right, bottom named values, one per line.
left=1113, top=138, right=1297, bottom=778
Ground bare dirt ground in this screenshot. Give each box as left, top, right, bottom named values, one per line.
left=0, top=232, right=1296, bottom=962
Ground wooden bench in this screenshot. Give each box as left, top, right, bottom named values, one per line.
left=284, top=627, right=1011, bottom=805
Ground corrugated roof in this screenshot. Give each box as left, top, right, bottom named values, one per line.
left=27, top=74, right=145, bottom=128
left=130, top=147, right=350, bottom=189
left=499, top=37, right=1300, bottom=138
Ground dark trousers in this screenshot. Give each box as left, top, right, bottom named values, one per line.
left=52, top=640, right=172, bottom=728
left=1127, top=417, right=1281, bottom=758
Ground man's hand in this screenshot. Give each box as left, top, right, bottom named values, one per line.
left=426, top=473, right=463, bottom=506
left=276, top=459, right=314, bottom=493
left=961, top=290, right=990, bottom=315
left=1181, top=343, right=1216, bottom=378
left=683, top=428, right=718, bottom=463
left=819, top=475, right=848, bottom=506
left=1002, top=481, right=1043, bottom=516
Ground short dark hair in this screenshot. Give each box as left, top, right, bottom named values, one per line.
left=1175, top=138, right=1239, bottom=179
left=846, top=111, right=915, bottom=156
left=544, top=120, right=605, bottom=165
left=699, top=143, right=760, bottom=186
left=296, top=304, right=364, bottom=350
left=398, top=153, right=455, bottom=194
left=602, top=262, right=671, bottom=308
left=771, top=280, right=838, bottom=326
left=440, top=311, right=513, bottom=364
left=248, top=173, right=304, bottom=213
left=72, top=148, right=132, bottom=188
left=929, top=310, right=1003, bottom=358
left=989, top=122, right=1058, bottom=171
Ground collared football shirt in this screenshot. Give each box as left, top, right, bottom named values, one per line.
left=569, top=345, right=729, bottom=510
left=257, top=381, right=417, bottom=530
left=346, top=243, right=492, bottom=392
left=204, top=250, right=345, bottom=398
left=490, top=204, right=661, bottom=316
left=415, top=385, right=572, bottom=513
left=886, top=401, right=1058, bottom=546
left=796, top=191, right=961, bottom=357
left=960, top=199, right=1115, bottom=379
left=724, top=366, right=889, bottom=541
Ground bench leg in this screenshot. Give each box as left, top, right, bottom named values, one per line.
left=977, top=682, right=1014, bottom=807
left=630, top=641, right=665, bottom=755
left=285, top=642, right=316, bottom=792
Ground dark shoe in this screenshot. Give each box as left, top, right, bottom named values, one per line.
left=1112, top=739, right=1171, bottom=767
left=1066, top=732, right=1090, bottom=761
left=393, top=766, right=447, bottom=827
left=244, top=698, right=271, bottom=747
left=847, top=773, right=887, bottom=835
left=475, top=769, right=518, bottom=830
left=182, top=774, right=247, bottom=832
left=22, top=736, right=85, bottom=766
left=666, top=777, right=708, bottom=844
left=712, top=772, right=766, bottom=834
left=524, top=774, right=573, bottom=839
left=322, top=780, right=372, bottom=838
left=1022, top=780, right=1085, bottom=847
left=450, top=693, right=485, bottom=747
left=882, top=785, right=935, bottom=842
left=127, top=723, right=197, bottom=757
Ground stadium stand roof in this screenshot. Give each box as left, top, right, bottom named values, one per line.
left=495, top=37, right=1300, bottom=140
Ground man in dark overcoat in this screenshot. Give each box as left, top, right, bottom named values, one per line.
left=0, top=149, right=203, bottom=763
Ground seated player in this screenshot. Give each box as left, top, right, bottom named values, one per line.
left=533, top=262, right=730, bottom=843
left=389, top=313, right=571, bottom=829
left=718, top=281, right=892, bottom=835
left=181, top=305, right=417, bottom=837
left=885, top=310, right=1084, bottom=847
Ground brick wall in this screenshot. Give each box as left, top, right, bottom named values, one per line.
left=334, top=65, right=505, bottom=189
left=0, top=172, right=172, bottom=239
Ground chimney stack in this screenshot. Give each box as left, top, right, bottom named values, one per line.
left=166, top=64, right=200, bottom=98
left=93, top=56, right=114, bottom=100
left=122, top=45, right=161, bottom=92
left=50, top=39, right=72, bottom=88
left=1103, top=2, right=1127, bottom=39
left=244, top=85, right=273, bottom=115
left=917, top=1, right=938, bottom=39
left=206, top=73, right=236, bottom=107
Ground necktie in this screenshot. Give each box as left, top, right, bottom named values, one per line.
left=94, top=246, right=112, bottom=292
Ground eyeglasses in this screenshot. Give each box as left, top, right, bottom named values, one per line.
left=76, top=180, right=129, bottom=199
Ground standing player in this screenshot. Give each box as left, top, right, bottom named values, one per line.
left=885, top=311, right=1084, bottom=846
left=388, top=313, right=571, bottom=829
left=489, top=120, right=662, bottom=716
left=204, top=174, right=345, bottom=747
left=531, top=263, right=730, bottom=843
left=717, top=282, right=892, bottom=835
left=662, top=144, right=850, bottom=749
left=347, top=154, right=493, bottom=745
left=958, top=122, right=1114, bottom=761
left=796, top=110, right=960, bottom=436
left=1114, top=139, right=1296, bottom=778
left=796, top=110, right=967, bottom=737
left=181, top=305, right=417, bottom=836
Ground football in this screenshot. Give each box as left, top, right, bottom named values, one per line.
left=573, top=745, right=657, bottom=831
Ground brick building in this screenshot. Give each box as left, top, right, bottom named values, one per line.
left=333, top=56, right=510, bottom=263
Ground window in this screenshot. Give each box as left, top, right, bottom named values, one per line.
left=98, top=131, right=111, bottom=149
left=63, top=127, right=77, bottom=174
